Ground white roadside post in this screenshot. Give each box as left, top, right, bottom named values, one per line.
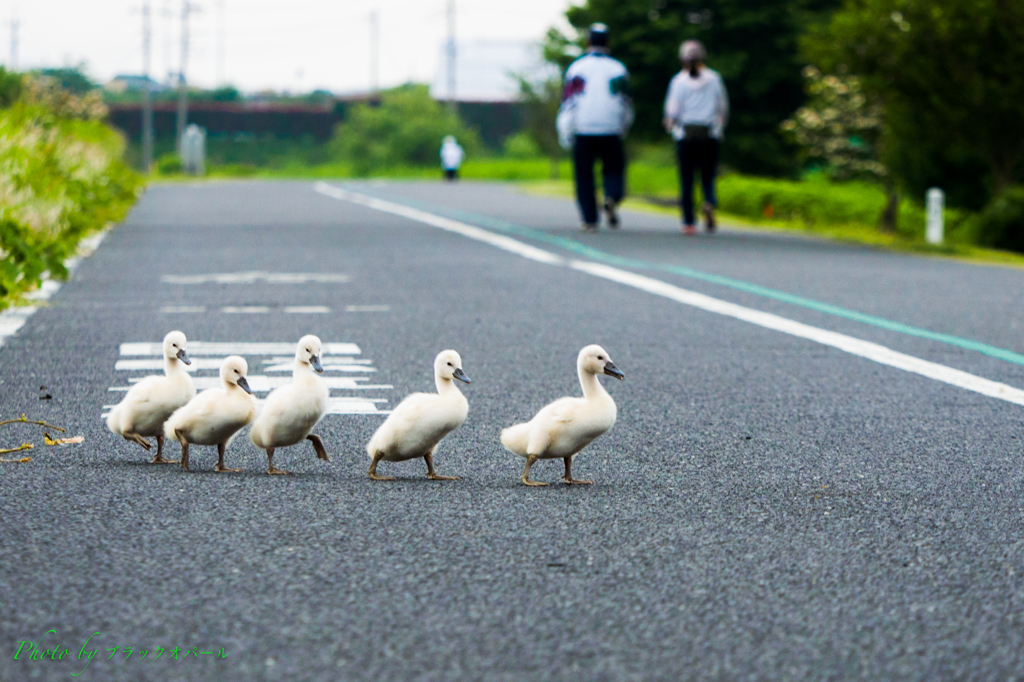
left=926, top=187, right=945, bottom=245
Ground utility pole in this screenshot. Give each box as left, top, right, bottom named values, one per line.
left=369, top=10, right=379, bottom=95
left=176, top=1, right=198, bottom=153
left=216, top=0, right=225, bottom=86
left=9, top=14, right=18, bottom=70
left=142, top=0, right=154, bottom=172
left=445, top=0, right=456, bottom=113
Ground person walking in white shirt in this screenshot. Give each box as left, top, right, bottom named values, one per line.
left=440, top=135, right=464, bottom=181
left=557, top=23, right=634, bottom=231
left=663, top=40, right=729, bottom=235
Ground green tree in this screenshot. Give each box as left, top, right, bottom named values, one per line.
left=804, top=0, right=1024, bottom=209
left=550, top=0, right=842, bottom=176
left=37, top=66, right=96, bottom=94
left=330, top=85, right=482, bottom=175
left=781, top=66, right=899, bottom=229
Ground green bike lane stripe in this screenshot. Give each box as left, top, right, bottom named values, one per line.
left=339, top=184, right=1024, bottom=369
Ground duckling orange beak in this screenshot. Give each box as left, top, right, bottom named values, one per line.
left=236, top=376, right=253, bottom=394
left=453, top=367, right=471, bottom=384
left=176, top=348, right=192, bottom=365
left=310, top=355, right=323, bottom=373
left=603, top=361, right=624, bottom=380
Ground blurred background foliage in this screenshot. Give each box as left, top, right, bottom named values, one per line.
left=329, top=85, right=482, bottom=176
left=0, top=67, right=141, bottom=309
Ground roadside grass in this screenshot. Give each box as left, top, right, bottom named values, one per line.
left=523, top=177, right=1024, bottom=270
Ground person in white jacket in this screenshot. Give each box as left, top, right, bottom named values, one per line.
left=440, top=135, right=464, bottom=181
left=556, top=23, right=634, bottom=231
left=663, top=40, right=729, bottom=235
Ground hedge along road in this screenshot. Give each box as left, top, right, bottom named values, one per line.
left=2, top=179, right=1023, bottom=681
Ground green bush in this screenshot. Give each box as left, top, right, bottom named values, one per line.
left=972, top=187, right=1024, bottom=253
left=156, top=153, right=182, bottom=175
left=330, top=85, right=482, bottom=175
left=502, top=132, right=541, bottom=160
left=0, top=85, right=141, bottom=309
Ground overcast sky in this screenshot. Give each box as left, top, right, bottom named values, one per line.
left=3, top=0, right=575, bottom=94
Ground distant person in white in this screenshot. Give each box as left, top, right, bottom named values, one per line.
left=440, top=135, right=464, bottom=181
left=663, top=40, right=729, bottom=235
left=557, top=23, right=634, bottom=231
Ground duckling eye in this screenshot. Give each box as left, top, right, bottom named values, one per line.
left=447, top=362, right=453, bottom=367
left=597, top=355, right=604, bottom=360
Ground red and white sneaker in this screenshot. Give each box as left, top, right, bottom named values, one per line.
left=682, top=224, right=697, bottom=236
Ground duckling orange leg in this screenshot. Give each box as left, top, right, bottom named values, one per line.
left=562, top=456, right=593, bottom=485
left=176, top=431, right=191, bottom=471
left=425, top=452, right=458, bottom=481
left=150, top=434, right=178, bottom=464
left=306, top=434, right=329, bottom=461
left=215, top=443, right=242, bottom=473
left=368, top=451, right=395, bottom=481
left=266, top=447, right=291, bottom=475
left=521, top=454, right=548, bottom=486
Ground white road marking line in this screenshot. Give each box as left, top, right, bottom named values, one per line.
left=102, top=397, right=390, bottom=417
left=116, top=358, right=377, bottom=373
left=317, top=183, right=1024, bottom=408
left=0, top=232, right=107, bottom=348
left=161, top=305, right=207, bottom=313
left=345, top=305, right=390, bottom=312
left=314, top=181, right=565, bottom=265
left=109, top=340, right=390, bottom=415
left=120, top=375, right=391, bottom=391
left=162, top=272, right=351, bottom=284
left=222, top=306, right=271, bottom=314
left=263, top=363, right=375, bottom=373
left=120, top=342, right=363, bottom=356
left=284, top=306, right=331, bottom=314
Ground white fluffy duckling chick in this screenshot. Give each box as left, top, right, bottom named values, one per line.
left=249, top=335, right=330, bottom=475
left=366, top=349, right=471, bottom=481
left=164, top=355, right=258, bottom=472
left=106, top=330, right=195, bottom=464
left=501, top=344, right=624, bottom=486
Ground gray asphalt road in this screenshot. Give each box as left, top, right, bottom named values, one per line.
left=2, top=179, right=1023, bottom=682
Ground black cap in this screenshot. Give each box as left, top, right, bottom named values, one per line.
left=589, top=23, right=609, bottom=47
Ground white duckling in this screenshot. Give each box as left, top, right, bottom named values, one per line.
left=249, top=335, right=331, bottom=475
left=106, top=330, right=196, bottom=464
left=366, top=349, right=471, bottom=481
left=164, top=355, right=258, bottom=472
left=501, top=344, right=624, bottom=486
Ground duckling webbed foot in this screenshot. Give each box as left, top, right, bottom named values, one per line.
left=425, top=453, right=459, bottom=481
left=562, top=456, right=593, bottom=485
left=266, top=448, right=291, bottom=475
left=150, top=435, right=179, bottom=464
left=306, top=434, right=330, bottom=461
left=368, top=452, right=395, bottom=481
left=125, top=433, right=152, bottom=451
left=215, top=444, right=242, bottom=473
left=521, top=454, right=549, bottom=486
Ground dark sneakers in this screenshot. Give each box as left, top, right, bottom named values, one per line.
left=604, top=197, right=620, bottom=229
left=703, top=201, right=716, bottom=233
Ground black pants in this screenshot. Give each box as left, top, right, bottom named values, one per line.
left=573, top=135, right=625, bottom=225
left=676, top=138, right=719, bottom=225
left=443, top=168, right=458, bottom=181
